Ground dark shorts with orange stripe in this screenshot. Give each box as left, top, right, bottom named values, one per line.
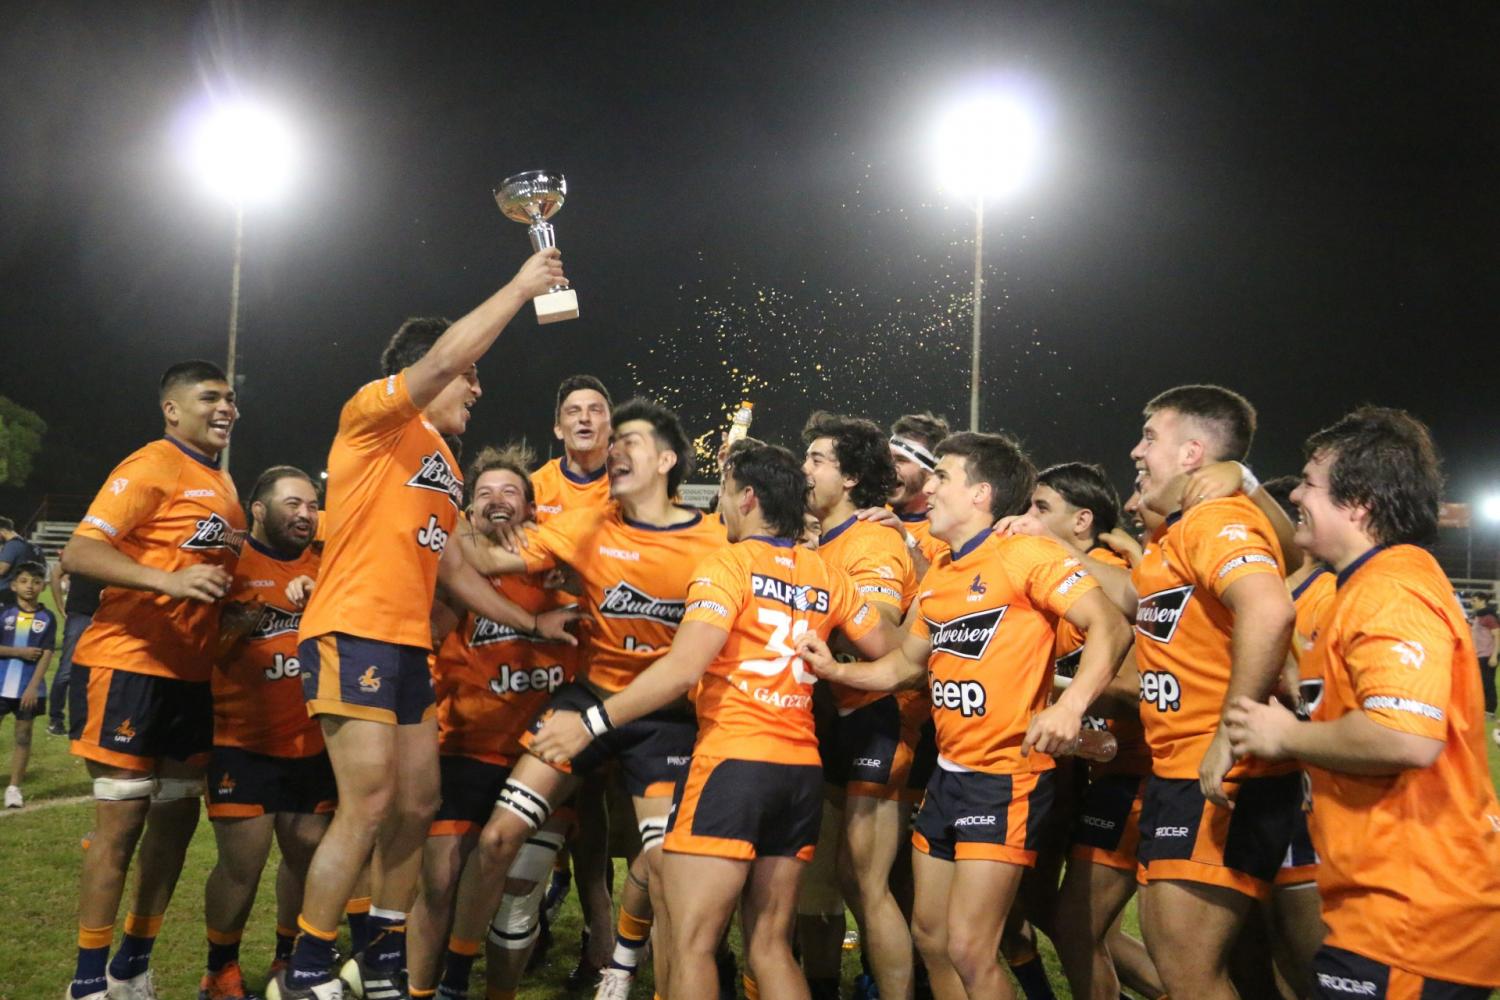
left=1311, top=945, right=1492, bottom=999
left=663, top=754, right=823, bottom=862
left=824, top=695, right=914, bottom=800
left=911, top=766, right=1057, bottom=865
left=205, top=745, right=336, bottom=819
left=1069, top=773, right=1147, bottom=871
left=298, top=632, right=434, bottom=726
left=1136, top=771, right=1300, bottom=900
left=1275, top=807, right=1319, bottom=886
left=430, top=754, right=512, bottom=837
left=522, top=682, right=694, bottom=798
left=69, top=663, right=212, bottom=770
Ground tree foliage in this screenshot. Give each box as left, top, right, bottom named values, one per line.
left=0, top=396, right=47, bottom=487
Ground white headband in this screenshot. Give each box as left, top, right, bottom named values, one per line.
left=890, top=436, right=937, bottom=472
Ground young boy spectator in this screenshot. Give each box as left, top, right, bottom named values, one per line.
left=0, top=517, right=46, bottom=606
left=0, top=561, right=57, bottom=807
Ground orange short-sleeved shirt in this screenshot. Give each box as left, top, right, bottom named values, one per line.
left=1131, top=496, right=1289, bottom=780
left=73, top=437, right=247, bottom=682
left=518, top=505, right=727, bottom=693
left=434, top=573, right=578, bottom=766
left=815, top=515, right=916, bottom=713
left=913, top=530, right=1098, bottom=774
left=1290, top=566, right=1336, bottom=698
left=682, top=536, right=878, bottom=766
left=213, top=539, right=322, bottom=757
left=1306, top=545, right=1500, bottom=986
left=300, top=372, right=463, bottom=650
left=531, top=457, right=611, bottom=523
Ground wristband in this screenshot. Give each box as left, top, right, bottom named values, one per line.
left=1236, top=462, right=1260, bottom=494
left=582, top=704, right=614, bottom=738
left=904, top=530, right=919, bottom=551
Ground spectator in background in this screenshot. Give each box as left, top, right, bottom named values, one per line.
left=47, top=564, right=103, bottom=737
left=1468, top=593, right=1498, bottom=719
left=0, top=516, right=46, bottom=606
left=1, top=561, right=57, bottom=808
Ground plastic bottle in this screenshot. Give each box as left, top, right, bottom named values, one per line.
left=726, top=401, right=755, bottom=445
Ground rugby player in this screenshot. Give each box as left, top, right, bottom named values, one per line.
left=61, top=360, right=247, bottom=1000
left=199, top=466, right=328, bottom=1000
left=801, top=411, right=917, bottom=1000
left=889, top=411, right=951, bottom=571
left=799, top=432, right=1133, bottom=1000
left=1225, top=406, right=1500, bottom=999
left=444, top=397, right=726, bottom=995
left=531, top=375, right=613, bottom=519
left=533, top=441, right=901, bottom=999
left=273, top=249, right=580, bottom=1000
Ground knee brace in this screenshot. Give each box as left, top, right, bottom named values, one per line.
left=496, top=778, right=552, bottom=832
left=637, top=815, right=667, bottom=854
left=152, top=776, right=205, bottom=802
left=93, top=776, right=157, bottom=801
left=488, top=830, right=565, bottom=951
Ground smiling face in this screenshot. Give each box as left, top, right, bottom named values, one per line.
left=255, top=475, right=320, bottom=553
left=802, top=436, right=854, bottom=519
left=1289, top=449, right=1366, bottom=567
left=425, top=365, right=481, bottom=436
left=889, top=447, right=931, bottom=509
left=1129, top=408, right=1200, bottom=514
left=608, top=419, right=674, bottom=503
left=555, top=388, right=610, bottom=457
left=471, top=467, right=532, bottom=539
left=162, top=379, right=238, bottom=456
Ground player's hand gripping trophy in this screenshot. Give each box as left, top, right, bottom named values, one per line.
left=495, top=170, right=579, bottom=324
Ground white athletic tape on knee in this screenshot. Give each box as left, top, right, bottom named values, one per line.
left=152, top=776, right=205, bottom=802
left=496, top=779, right=552, bottom=832
left=510, top=829, right=566, bottom=883
left=488, top=870, right=551, bottom=951
left=637, top=815, right=667, bottom=852
left=93, top=776, right=157, bottom=801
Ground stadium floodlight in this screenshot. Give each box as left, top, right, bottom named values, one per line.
left=1481, top=495, right=1500, bottom=524
left=183, top=99, right=297, bottom=469
left=930, top=90, right=1042, bottom=432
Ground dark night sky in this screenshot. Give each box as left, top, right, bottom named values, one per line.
left=2, top=1, right=1497, bottom=522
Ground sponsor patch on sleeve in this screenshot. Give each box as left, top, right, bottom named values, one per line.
left=83, top=514, right=119, bottom=538
left=1055, top=569, right=1089, bottom=595
left=1216, top=553, right=1278, bottom=579
left=859, top=584, right=903, bottom=601
left=687, top=599, right=731, bottom=619
left=1362, top=695, right=1443, bottom=721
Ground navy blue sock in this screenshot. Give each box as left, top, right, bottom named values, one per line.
left=206, top=929, right=241, bottom=973
left=1010, top=954, right=1057, bottom=1000
left=366, top=907, right=407, bottom=973
left=72, top=923, right=113, bottom=999
left=288, top=919, right=337, bottom=988
left=346, top=898, right=372, bottom=955
left=107, top=914, right=161, bottom=982
left=274, top=924, right=297, bottom=962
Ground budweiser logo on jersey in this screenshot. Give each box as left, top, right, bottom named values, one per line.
left=600, top=582, right=685, bottom=625
left=250, top=605, right=302, bottom=640
left=406, top=450, right=464, bottom=509
left=751, top=574, right=830, bottom=613
left=1134, top=584, right=1194, bottom=642
left=927, top=607, right=1008, bottom=660
left=470, top=616, right=548, bottom=647
left=180, top=512, right=245, bottom=553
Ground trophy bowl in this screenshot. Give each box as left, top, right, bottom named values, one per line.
left=495, top=170, right=567, bottom=226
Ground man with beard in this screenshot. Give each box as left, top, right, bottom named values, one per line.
left=199, top=467, right=328, bottom=1000
left=889, top=412, right=951, bottom=571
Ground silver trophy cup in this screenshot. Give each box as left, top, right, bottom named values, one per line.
left=495, top=170, right=579, bottom=324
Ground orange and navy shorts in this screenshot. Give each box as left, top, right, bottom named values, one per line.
left=911, top=766, right=1057, bottom=865
left=69, top=663, right=212, bottom=771
left=1069, top=773, right=1147, bottom=871
left=430, top=753, right=513, bottom=837
left=1275, top=807, right=1319, bottom=887
left=298, top=632, right=434, bottom=726
left=1311, top=945, right=1493, bottom=999
left=521, top=682, right=694, bottom=798
left=206, top=745, right=336, bottom=819
left=824, top=695, right=915, bottom=800
left=1136, top=771, right=1300, bottom=900
left=663, top=754, right=823, bottom=862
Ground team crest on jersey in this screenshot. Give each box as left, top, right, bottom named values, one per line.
left=250, top=605, right=302, bottom=640
left=968, top=574, right=987, bottom=599
left=180, top=512, right=245, bottom=553
left=1135, top=585, right=1194, bottom=643
left=1391, top=640, right=1425, bottom=669
left=751, top=574, right=830, bottom=613
left=600, top=582, right=686, bottom=626
left=927, top=606, right=1008, bottom=660
left=406, top=451, right=464, bottom=509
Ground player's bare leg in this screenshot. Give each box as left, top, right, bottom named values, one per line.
left=571, top=777, right=617, bottom=974
left=1140, top=879, right=1253, bottom=1000
left=70, top=761, right=152, bottom=997
left=631, top=793, right=676, bottom=992
left=733, top=855, right=809, bottom=1000
left=204, top=814, right=277, bottom=953
left=948, top=859, right=1025, bottom=1000
left=660, top=852, right=748, bottom=999
left=838, top=795, right=913, bottom=999
left=1268, top=882, right=1322, bottom=997
left=796, top=798, right=846, bottom=995
left=480, top=812, right=569, bottom=997
left=408, top=827, right=480, bottom=991
left=1054, top=860, right=1159, bottom=1000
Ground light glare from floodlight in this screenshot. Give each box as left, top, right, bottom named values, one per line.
left=190, top=102, right=296, bottom=205
left=932, top=92, right=1039, bottom=202
left=1481, top=495, right=1500, bottom=523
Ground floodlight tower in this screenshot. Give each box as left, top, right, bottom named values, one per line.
left=931, top=92, right=1040, bottom=431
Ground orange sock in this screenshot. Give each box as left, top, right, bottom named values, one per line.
left=743, top=974, right=759, bottom=1000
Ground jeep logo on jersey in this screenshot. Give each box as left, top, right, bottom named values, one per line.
left=180, top=512, right=244, bottom=553
left=1134, top=585, right=1194, bottom=643
left=406, top=450, right=464, bottom=509
left=490, top=663, right=566, bottom=696
left=600, top=582, right=686, bottom=626
left=751, top=574, right=830, bottom=613
left=926, top=606, right=1008, bottom=660
left=931, top=678, right=987, bottom=716
left=250, top=605, right=302, bottom=640
left=1139, top=669, right=1182, bottom=712
left=469, top=616, right=551, bottom=647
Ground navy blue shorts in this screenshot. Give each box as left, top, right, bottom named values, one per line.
left=523, top=682, right=694, bottom=797
left=206, top=745, right=336, bottom=819
left=299, top=632, right=434, bottom=726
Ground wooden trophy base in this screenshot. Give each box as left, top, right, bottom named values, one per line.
left=533, top=288, right=579, bottom=325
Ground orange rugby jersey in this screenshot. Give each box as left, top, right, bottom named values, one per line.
left=1131, top=496, right=1288, bottom=780
left=682, top=536, right=880, bottom=766
left=815, top=515, right=917, bottom=713
left=300, top=372, right=463, bottom=650
left=73, top=437, right=247, bottom=682
left=1289, top=565, right=1336, bottom=702
left=531, top=457, right=610, bottom=523
left=1306, top=546, right=1500, bottom=985
left=213, top=538, right=322, bottom=757
left=913, top=529, right=1099, bottom=774
left=519, top=505, right=727, bottom=693
left=434, top=573, right=578, bottom=766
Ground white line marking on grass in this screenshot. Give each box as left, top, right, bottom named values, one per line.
left=0, top=794, right=92, bottom=818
